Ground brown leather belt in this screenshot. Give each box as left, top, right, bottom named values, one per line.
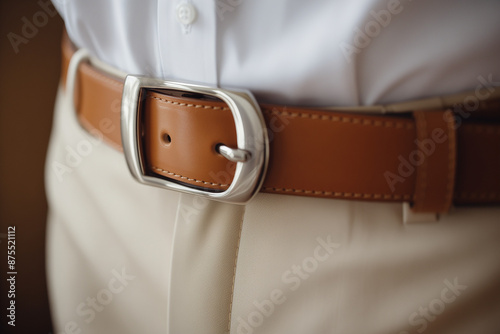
left=61, top=32, right=500, bottom=211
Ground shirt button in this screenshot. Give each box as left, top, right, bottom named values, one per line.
left=176, top=3, right=197, bottom=25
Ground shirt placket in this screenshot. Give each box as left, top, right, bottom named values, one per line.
left=157, top=0, right=217, bottom=85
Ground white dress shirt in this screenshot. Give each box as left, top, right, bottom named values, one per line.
left=53, top=0, right=500, bottom=106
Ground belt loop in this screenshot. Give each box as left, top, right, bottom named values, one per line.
left=411, top=109, right=457, bottom=213
left=65, top=48, right=90, bottom=116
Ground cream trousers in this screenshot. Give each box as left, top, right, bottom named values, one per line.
left=46, top=86, right=500, bottom=334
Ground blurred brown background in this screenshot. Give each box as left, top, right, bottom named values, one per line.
left=0, top=0, right=63, bottom=333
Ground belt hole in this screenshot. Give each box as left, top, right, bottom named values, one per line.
left=161, top=133, right=172, bottom=145
left=214, top=143, right=223, bottom=155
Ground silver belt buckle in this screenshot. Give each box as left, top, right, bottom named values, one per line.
left=120, top=75, right=269, bottom=204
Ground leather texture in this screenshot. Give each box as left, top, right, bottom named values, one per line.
left=412, top=110, right=457, bottom=213
left=61, top=32, right=500, bottom=211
